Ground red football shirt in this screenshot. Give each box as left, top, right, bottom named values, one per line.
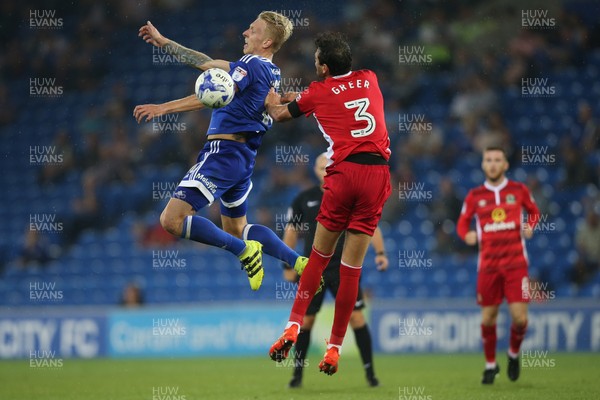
left=294, top=69, right=391, bottom=166
left=457, top=178, right=540, bottom=271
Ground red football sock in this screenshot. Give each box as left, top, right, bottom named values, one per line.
left=481, top=324, right=497, bottom=364
left=329, top=261, right=362, bottom=347
left=289, top=247, right=332, bottom=325
left=509, top=322, right=528, bottom=355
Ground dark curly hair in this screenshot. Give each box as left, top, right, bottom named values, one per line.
left=315, top=32, right=352, bottom=76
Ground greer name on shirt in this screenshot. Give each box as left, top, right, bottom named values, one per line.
left=331, top=78, right=371, bottom=94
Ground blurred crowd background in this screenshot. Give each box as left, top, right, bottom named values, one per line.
left=1, top=0, right=599, bottom=306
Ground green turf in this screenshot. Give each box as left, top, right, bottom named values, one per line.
left=1, top=353, right=599, bottom=400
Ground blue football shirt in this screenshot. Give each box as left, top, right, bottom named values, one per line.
left=207, top=54, right=281, bottom=149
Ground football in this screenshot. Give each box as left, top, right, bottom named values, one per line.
left=194, top=68, right=235, bottom=108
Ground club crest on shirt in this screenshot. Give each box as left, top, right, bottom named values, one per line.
left=506, top=194, right=516, bottom=204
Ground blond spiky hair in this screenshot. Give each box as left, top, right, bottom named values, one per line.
left=259, top=11, right=293, bottom=53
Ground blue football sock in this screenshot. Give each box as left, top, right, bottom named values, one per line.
left=182, top=215, right=246, bottom=256
left=243, top=224, right=299, bottom=266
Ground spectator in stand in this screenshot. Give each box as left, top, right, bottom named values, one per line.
left=560, top=138, right=594, bottom=188
left=0, top=83, right=15, bottom=126
left=450, top=75, right=498, bottom=127
left=473, top=112, right=513, bottom=157
left=573, top=101, right=599, bottom=155
left=120, top=283, right=144, bottom=307
left=133, top=219, right=178, bottom=248
left=38, top=129, right=76, bottom=185
left=16, top=229, right=58, bottom=268
left=429, top=177, right=463, bottom=225
left=401, top=116, right=443, bottom=159
left=526, top=176, right=551, bottom=216
left=571, top=210, right=600, bottom=286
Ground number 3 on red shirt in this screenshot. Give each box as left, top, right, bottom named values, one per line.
left=344, top=98, right=375, bottom=137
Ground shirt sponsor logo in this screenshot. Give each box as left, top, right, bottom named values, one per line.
left=483, top=220, right=516, bottom=233
left=491, top=207, right=506, bottom=222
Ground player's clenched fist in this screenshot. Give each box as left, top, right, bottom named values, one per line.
left=264, top=88, right=282, bottom=108
left=464, top=230, right=477, bottom=246
left=522, top=223, right=534, bottom=239
left=280, top=91, right=299, bottom=103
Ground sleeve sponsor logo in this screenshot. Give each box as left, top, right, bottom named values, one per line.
left=232, top=66, right=247, bottom=82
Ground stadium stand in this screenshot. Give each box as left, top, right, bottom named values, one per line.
left=1, top=0, right=599, bottom=306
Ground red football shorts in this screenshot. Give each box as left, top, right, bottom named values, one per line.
left=477, top=267, right=530, bottom=306
left=317, top=160, right=391, bottom=236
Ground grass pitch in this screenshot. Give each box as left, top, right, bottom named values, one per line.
left=1, top=353, right=598, bottom=400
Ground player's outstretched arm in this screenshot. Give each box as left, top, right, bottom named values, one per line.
left=133, top=94, right=204, bottom=123
left=265, top=88, right=293, bottom=122
left=138, top=21, right=230, bottom=71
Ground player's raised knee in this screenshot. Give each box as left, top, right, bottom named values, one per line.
left=160, top=209, right=183, bottom=237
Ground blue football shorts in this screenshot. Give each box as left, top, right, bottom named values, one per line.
left=173, top=139, right=256, bottom=218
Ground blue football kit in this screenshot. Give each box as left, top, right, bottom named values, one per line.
left=175, top=54, right=280, bottom=217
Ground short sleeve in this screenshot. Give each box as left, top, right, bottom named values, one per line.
left=295, top=84, right=318, bottom=117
